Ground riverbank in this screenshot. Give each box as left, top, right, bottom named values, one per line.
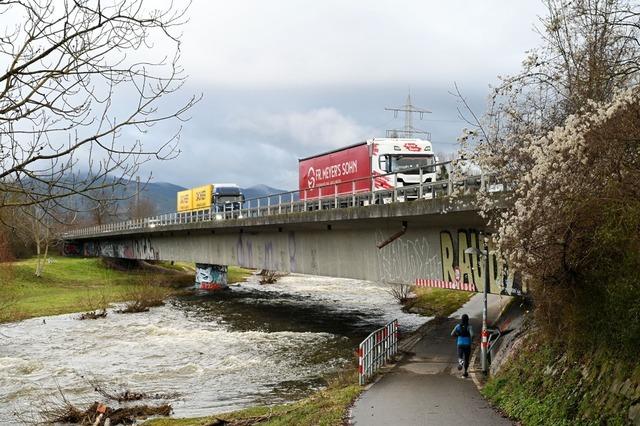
left=0, top=256, right=252, bottom=323
left=143, top=370, right=361, bottom=426
left=0, top=263, right=473, bottom=425
left=482, top=328, right=640, bottom=425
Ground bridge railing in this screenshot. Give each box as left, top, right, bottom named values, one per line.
left=61, top=160, right=509, bottom=238
left=358, top=319, right=399, bottom=385
left=231, top=160, right=505, bottom=219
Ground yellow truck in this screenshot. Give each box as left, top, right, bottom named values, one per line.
left=177, top=189, right=193, bottom=212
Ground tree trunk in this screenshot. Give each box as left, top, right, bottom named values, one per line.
left=34, top=240, right=43, bottom=277
left=33, top=209, right=43, bottom=277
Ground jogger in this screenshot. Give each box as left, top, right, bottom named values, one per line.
left=451, top=314, right=474, bottom=377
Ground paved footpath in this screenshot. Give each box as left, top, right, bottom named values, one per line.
left=350, top=294, right=513, bottom=426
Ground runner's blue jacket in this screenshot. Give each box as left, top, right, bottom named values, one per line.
left=451, top=324, right=474, bottom=346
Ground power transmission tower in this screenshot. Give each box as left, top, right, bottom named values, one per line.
left=385, top=93, right=431, bottom=139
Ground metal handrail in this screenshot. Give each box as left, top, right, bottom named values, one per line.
left=61, top=160, right=507, bottom=239
left=358, top=319, right=399, bottom=385
left=487, top=327, right=502, bottom=358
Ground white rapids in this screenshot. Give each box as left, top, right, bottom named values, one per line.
left=0, top=274, right=429, bottom=424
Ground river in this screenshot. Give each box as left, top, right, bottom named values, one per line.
left=0, top=274, right=429, bottom=424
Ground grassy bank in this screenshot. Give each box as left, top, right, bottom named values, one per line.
left=143, top=371, right=362, bottom=426
left=482, top=333, right=640, bottom=425
left=0, top=256, right=252, bottom=323
left=405, top=287, right=473, bottom=317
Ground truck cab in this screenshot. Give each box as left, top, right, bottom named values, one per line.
left=212, top=183, right=244, bottom=213
left=370, top=138, right=439, bottom=199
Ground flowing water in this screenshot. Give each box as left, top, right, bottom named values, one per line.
left=0, top=274, right=429, bottom=424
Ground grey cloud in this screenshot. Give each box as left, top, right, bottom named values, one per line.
left=135, top=82, right=497, bottom=189
left=226, top=108, right=375, bottom=151
left=131, top=1, right=548, bottom=190
left=180, top=1, right=545, bottom=88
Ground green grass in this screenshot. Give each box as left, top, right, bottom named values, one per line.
left=482, top=334, right=637, bottom=425
left=0, top=256, right=253, bottom=323
left=228, top=266, right=253, bottom=284
left=156, top=261, right=195, bottom=273
left=143, top=371, right=362, bottom=426
left=406, top=287, right=473, bottom=317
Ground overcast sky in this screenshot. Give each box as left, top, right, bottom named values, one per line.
left=139, top=1, right=547, bottom=190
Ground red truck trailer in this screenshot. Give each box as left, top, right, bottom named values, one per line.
left=299, top=138, right=437, bottom=201
left=298, top=142, right=372, bottom=200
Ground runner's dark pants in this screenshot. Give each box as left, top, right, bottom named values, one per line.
left=457, top=344, right=471, bottom=372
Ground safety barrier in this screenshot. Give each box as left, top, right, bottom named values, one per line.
left=358, top=319, right=399, bottom=385
left=61, top=160, right=510, bottom=239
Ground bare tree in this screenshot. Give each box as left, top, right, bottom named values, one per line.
left=0, top=226, right=17, bottom=322
left=27, top=204, right=51, bottom=277
left=0, top=0, right=199, bottom=217
left=89, top=199, right=117, bottom=225
left=128, top=196, right=156, bottom=220
left=9, top=199, right=74, bottom=276
left=88, top=193, right=118, bottom=226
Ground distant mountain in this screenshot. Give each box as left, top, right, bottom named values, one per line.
left=241, top=184, right=299, bottom=207
left=22, top=174, right=291, bottom=218
left=243, top=184, right=293, bottom=201
left=138, top=181, right=187, bottom=214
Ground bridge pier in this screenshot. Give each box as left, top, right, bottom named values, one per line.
left=195, top=263, right=228, bottom=290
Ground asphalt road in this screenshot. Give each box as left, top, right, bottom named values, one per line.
left=350, top=294, right=513, bottom=426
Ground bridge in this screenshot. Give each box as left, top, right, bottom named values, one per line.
left=62, top=165, right=524, bottom=296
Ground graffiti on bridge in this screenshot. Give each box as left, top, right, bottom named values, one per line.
left=436, top=230, right=524, bottom=296
left=81, top=238, right=160, bottom=260
left=375, top=230, right=440, bottom=285
left=195, top=263, right=228, bottom=290
left=62, top=241, right=83, bottom=256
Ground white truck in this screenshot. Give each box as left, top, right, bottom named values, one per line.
left=299, top=137, right=440, bottom=203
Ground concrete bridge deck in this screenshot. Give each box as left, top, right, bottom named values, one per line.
left=62, top=191, right=523, bottom=296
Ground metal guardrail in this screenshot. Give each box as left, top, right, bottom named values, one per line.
left=358, top=319, right=399, bottom=385
left=61, top=160, right=508, bottom=239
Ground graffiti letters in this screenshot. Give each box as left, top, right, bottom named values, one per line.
left=80, top=238, right=159, bottom=261
left=439, top=230, right=524, bottom=295
left=376, top=231, right=439, bottom=284
left=195, top=263, right=228, bottom=290
left=62, top=242, right=83, bottom=256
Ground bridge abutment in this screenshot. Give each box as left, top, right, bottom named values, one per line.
left=195, top=263, right=228, bottom=290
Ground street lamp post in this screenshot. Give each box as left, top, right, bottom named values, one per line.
left=481, top=236, right=489, bottom=374
left=465, top=235, right=490, bottom=375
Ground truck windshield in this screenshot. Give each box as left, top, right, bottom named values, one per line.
left=217, top=195, right=243, bottom=203
left=388, top=155, right=435, bottom=174
left=214, top=187, right=244, bottom=211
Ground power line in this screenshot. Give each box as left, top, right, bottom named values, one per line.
left=418, top=118, right=466, bottom=123
left=384, top=92, right=431, bottom=138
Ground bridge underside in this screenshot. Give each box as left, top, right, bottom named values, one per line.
left=64, top=197, right=524, bottom=295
